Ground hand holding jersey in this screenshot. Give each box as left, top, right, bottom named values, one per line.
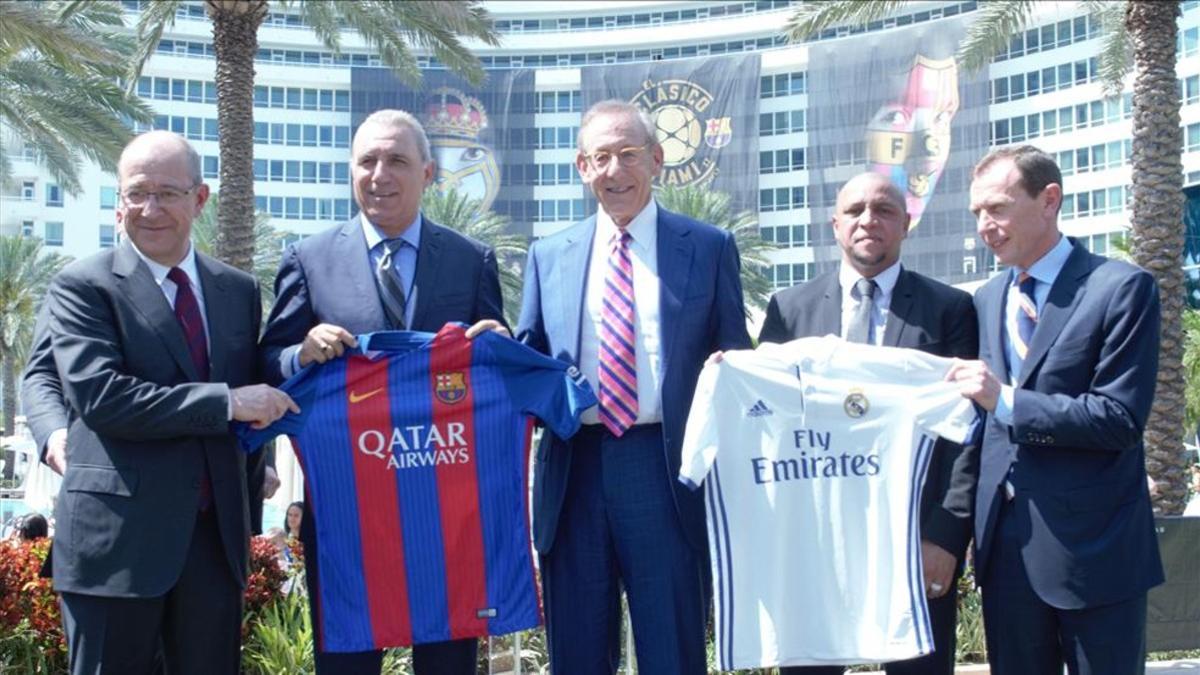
left=680, top=337, right=978, bottom=670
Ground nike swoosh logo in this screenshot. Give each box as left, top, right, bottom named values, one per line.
left=349, top=388, right=384, bottom=404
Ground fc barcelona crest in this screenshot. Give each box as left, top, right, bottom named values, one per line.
left=435, top=372, right=467, bottom=405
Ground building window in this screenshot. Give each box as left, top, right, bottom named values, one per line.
left=21, top=180, right=35, bottom=200
left=100, top=224, right=115, bottom=248
left=100, top=186, right=117, bottom=209
left=21, top=220, right=34, bottom=237
left=46, top=183, right=62, bottom=207
left=44, top=221, right=64, bottom=246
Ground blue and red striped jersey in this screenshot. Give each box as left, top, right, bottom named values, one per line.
left=239, top=323, right=596, bottom=652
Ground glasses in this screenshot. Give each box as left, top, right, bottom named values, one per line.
left=583, top=145, right=648, bottom=170
left=120, top=185, right=197, bottom=207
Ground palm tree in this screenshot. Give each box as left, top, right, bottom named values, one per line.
left=421, top=187, right=528, bottom=327
left=189, top=192, right=283, bottom=314
left=0, top=0, right=154, bottom=195
left=126, top=1, right=499, bottom=275
left=655, top=184, right=777, bottom=313
left=0, top=235, right=69, bottom=438
left=786, top=0, right=1189, bottom=514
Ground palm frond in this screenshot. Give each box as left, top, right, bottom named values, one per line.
left=0, top=0, right=131, bottom=76
left=956, top=0, right=1037, bottom=73
left=784, top=1, right=910, bottom=43
left=191, top=192, right=283, bottom=312
left=125, top=0, right=182, bottom=89
left=1083, top=0, right=1132, bottom=97
left=292, top=0, right=342, bottom=54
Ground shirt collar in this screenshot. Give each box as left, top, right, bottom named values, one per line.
left=130, top=240, right=200, bottom=290
left=596, top=199, right=657, bottom=250
left=362, top=212, right=423, bottom=252
left=1016, top=234, right=1071, bottom=286
left=838, top=259, right=902, bottom=298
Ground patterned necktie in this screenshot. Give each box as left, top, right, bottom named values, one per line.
left=376, top=239, right=408, bottom=330
left=1011, top=272, right=1038, bottom=360
left=167, top=267, right=212, bottom=509
left=598, top=231, right=638, bottom=436
left=845, top=278, right=878, bottom=345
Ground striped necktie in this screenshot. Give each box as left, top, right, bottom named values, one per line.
left=598, top=231, right=638, bottom=436
left=1011, top=272, right=1038, bottom=360
left=376, top=239, right=408, bottom=330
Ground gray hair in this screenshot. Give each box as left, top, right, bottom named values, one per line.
left=577, top=99, right=659, bottom=151
left=118, top=130, right=202, bottom=187
left=356, top=109, right=433, bottom=163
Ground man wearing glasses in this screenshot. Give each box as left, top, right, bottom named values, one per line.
left=42, top=130, right=296, bottom=674
left=514, top=99, right=751, bottom=674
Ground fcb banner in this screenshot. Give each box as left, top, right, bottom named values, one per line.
left=352, top=68, right=539, bottom=235
left=805, top=17, right=990, bottom=283
left=581, top=54, right=762, bottom=213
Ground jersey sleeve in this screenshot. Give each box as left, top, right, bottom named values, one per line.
left=484, top=332, right=598, bottom=439
left=679, top=360, right=723, bottom=490
left=903, top=351, right=979, bottom=445
left=235, top=359, right=324, bottom=453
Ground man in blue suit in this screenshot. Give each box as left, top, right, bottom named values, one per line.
left=514, top=100, right=752, bottom=674
left=258, top=109, right=505, bottom=675
left=949, top=145, right=1164, bottom=675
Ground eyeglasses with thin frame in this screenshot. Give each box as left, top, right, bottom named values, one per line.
left=120, top=185, right=198, bottom=207
left=583, top=144, right=649, bottom=170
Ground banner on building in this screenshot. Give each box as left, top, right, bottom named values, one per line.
left=581, top=54, right=762, bottom=213
left=351, top=68, right=539, bottom=234
left=805, top=17, right=990, bottom=283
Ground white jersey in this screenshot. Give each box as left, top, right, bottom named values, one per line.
left=680, top=336, right=977, bottom=670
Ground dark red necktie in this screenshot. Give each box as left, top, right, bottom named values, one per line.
left=167, top=267, right=212, bottom=509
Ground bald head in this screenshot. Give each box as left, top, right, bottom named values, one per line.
left=835, top=173, right=907, bottom=215
left=831, top=172, right=911, bottom=278
left=118, top=131, right=201, bottom=189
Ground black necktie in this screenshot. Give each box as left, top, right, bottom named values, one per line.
left=846, top=278, right=878, bottom=345
left=375, top=239, right=408, bottom=330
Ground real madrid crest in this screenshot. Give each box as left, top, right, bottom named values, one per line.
left=629, top=78, right=731, bottom=189
left=435, top=371, right=467, bottom=405
left=844, top=389, right=870, bottom=418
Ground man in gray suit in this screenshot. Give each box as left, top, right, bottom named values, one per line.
left=760, top=173, right=977, bottom=675
left=45, top=130, right=295, bottom=675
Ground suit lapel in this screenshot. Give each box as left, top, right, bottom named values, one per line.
left=882, top=268, right=913, bottom=347
left=556, top=218, right=595, bottom=357
left=813, top=273, right=842, bottom=338
left=1019, top=244, right=1093, bottom=386
left=410, top=218, right=444, bottom=330
left=195, top=253, right=229, bottom=383
left=657, top=209, right=693, bottom=375
left=112, top=241, right=199, bottom=380
left=338, top=216, right=386, bottom=329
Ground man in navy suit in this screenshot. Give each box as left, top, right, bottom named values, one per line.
left=763, top=172, right=977, bottom=675
left=949, top=145, right=1164, bottom=675
left=514, top=100, right=752, bottom=674
left=258, top=109, right=504, bottom=675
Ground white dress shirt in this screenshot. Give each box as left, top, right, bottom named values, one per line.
left=837, top=260, right=902, bottom=346
left=579, top=199, right=663, bottom=426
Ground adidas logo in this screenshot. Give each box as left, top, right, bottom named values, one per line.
left=746, top=400, right=772, bottom=417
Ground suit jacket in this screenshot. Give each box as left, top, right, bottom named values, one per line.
left=259, top=215, right=505, bottom=385
left=516, top=207, right=752, bottom=553
left=47, top=240, right=260, bottom=597
left=758, top=267, right=979, bottom=558
left=22, top=303, right=276, bottom=534
left=971, top=240, right=1164, bottom=609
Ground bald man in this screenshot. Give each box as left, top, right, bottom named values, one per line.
left=46, top=130, right=295, bottom=675
left=761, top=173, right=978, bottom=675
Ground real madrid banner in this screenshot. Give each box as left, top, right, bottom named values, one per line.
left=581, top=54, right=761, bottom=213
left=351, top=68, right=539, bottom=235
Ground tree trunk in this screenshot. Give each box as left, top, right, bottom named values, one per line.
left=1127, top=0, right=1187, bottom=514
left=206, top=0, right=267, bottom=273
left=2, top=352, right=14, bottom=432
